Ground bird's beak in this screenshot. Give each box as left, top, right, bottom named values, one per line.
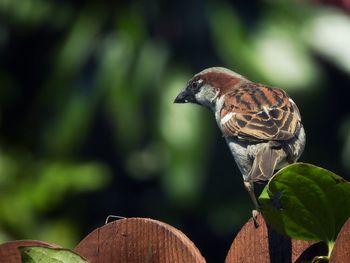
left=174, top=89, right=194, bottom=103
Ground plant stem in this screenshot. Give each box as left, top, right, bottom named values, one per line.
left=327, top=240, right=335, bottom=257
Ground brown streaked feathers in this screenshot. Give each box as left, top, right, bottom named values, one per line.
left=220, top=83, right=300, bottom=141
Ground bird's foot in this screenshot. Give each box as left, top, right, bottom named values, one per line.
left=252, top=209, right=259, bottom=228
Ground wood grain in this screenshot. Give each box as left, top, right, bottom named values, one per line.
left=225, top=214, right=326, bottom=263
left=75, top=217, right=205, bottom=263
left=330, top=217, right=350, bottom=263
left=0, top=240, right=60, bottom=263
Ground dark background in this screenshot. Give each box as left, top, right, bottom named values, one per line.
left=1, top=0, right=350, bottom=261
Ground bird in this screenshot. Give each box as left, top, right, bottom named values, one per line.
left=174, top=67, right=305, bottom=223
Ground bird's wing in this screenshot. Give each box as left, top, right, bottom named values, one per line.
left=220, top=83, right=301, bottom=141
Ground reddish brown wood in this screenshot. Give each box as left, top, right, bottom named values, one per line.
left=225, top=214, right=326, bottom=263
left=330, top=217, right=350, bottom=263
left=75, top=217, right=205, bottom=263
left=0, top=240, right=60, bottom=263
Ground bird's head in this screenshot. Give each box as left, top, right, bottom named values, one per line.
left=174, top=67, right=247, bottom=110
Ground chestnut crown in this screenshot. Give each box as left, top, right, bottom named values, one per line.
left=174, top=67, right=247, bottom=109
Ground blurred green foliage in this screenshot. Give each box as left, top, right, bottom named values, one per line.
left=1, top=0, right=350, bottom=260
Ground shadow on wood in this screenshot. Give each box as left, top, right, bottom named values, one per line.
left=294, top=242, right=327, bottom=263
left=75, top=217, right=205, bottom=263
left=225, top=214, right=325, bottom=263
left=0, top=240, right=60, bottom=263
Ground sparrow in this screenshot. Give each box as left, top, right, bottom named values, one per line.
left=174, top=67, right=305, bottom=222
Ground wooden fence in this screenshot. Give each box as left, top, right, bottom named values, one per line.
left=1, top=214, right=349, bottom=262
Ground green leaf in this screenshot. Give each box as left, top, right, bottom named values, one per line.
left=259, top=163, right=350, bottom=247
left=19, top=246, right=89, bottom=263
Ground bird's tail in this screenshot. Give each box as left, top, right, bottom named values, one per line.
left=247, top=142, right=281, bottom=182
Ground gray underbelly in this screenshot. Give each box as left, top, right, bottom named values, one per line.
left=225, top=139, right=267, bottom=178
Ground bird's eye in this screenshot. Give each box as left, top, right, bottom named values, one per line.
left=191, top=80, right=202, bottom=91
